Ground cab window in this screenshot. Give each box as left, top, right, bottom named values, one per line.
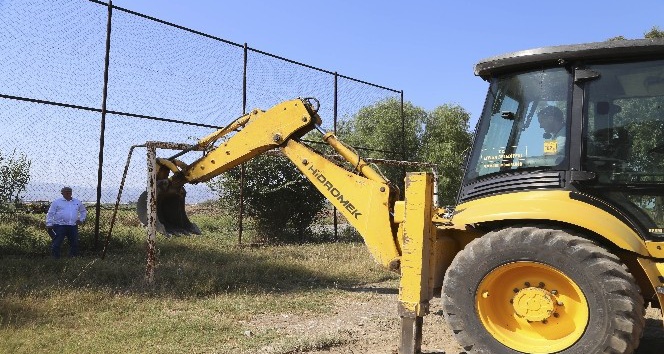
left=465, top=68, right=571, bottom=181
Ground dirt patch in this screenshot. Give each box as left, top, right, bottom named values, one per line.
left=244, top=281, right=664, bottom=354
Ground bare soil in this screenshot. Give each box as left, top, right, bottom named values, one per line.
left=246, top=281, right=664, bottom=354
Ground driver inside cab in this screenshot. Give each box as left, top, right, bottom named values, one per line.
left=537, top=105, right=566, bottom=155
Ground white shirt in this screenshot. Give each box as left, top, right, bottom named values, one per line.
left=46, top=197, right=87, bottom=227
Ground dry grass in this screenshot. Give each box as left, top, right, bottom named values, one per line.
left=0, top=209, right=398, bottom=353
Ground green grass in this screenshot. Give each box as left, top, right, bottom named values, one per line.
left=0, top=207, right=398, bottom=353
left=1, top=289, right=348, bottom=353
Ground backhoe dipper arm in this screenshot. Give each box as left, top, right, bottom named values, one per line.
left=156, top=98, right=402, bottom=270
left=173, top=99, right=321, bottom=184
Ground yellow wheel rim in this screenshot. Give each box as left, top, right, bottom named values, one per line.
left=476, top=261, right=588, bottom=353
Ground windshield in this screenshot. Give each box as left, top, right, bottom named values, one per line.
left=465, top=68, right=571, bottom=181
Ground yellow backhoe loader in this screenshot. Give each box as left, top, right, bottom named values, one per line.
left=137, top=39, right=664, bottom=353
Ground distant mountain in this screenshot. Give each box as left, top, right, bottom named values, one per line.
left=23, top=182, right=216, bottom=204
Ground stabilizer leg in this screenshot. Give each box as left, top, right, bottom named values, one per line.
left=398, top=172, right=434, bottom=354
left=399, top=316, right=423, bottom=354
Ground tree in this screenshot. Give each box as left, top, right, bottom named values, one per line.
left=645, top=26, right=664, bottom=38
left=207, top=98, right=473, bottom=242
left=339, top=98, right=472, bottom=205
left=339, top=97, right=427, bottom=192
left=421, top=104, right=473, bottom=205
left=208, top=153, right=326, bottom=243
left=608, top=26, right=664, bottom=41
left=0, top=149, right=31, bottom=210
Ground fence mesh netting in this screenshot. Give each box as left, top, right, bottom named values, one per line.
left=0, top=0, right=403, bottom=250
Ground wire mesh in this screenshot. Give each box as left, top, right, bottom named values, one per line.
left=0, top=0, right=106, bottom=107
left=246, top=49, right=336, bottom=129
left=107, top=8, right=245, bottom=126
left=0, top=0, right=406, bottom=251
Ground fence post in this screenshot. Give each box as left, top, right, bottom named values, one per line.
left=333, top=72, right=339, bottom=240
left=400, top=91, right=406, bottom=185
left=237, top=43, right=249, bottom=245
left=145, top=143, right=158, bottom=283
left=94, top=0, right=113, bottom=252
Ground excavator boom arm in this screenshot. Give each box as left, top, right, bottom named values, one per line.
left=149, top=98, right=402, bottom=269
left=183, top=99, right=320, bottom=184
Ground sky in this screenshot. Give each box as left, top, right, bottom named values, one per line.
left=110, top=0, right=664, bottom=126
left=3, top=0, right=664, bottom=202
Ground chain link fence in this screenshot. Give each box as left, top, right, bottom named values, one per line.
left=0, top=0, right=405, bottom=252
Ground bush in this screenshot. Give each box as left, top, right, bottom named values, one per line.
left=0, top=149, right=31, bottom=211
left=208, top=154, right=326, bottom=243
left=0, top=213, right=49, bottom=255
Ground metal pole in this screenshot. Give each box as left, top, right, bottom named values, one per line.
left=400, top=91, right=405, bottom=158
left=145, top=143, right=158, bottom=283
left=243, top=43, right=248, bottom=114
left=334, top=72, right=338, bottom=134
left=94, top=0, right=113, bottom=252
left=400, top=91, right=406, bottom=185
left=238, top=43, right=248, bottom=245
left=333, top=72, right=339, bottom=241
left=101, top=144, right=143, bottom=259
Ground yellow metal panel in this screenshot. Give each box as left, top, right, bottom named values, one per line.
left=398, top=172, right=435, bottom=316
left=453, top=191, right=649, bottom=256
left=185, top=99, right=315, bottom=182
left=431, top=233, right=459, bottom=292
left=636, top=258, right=664, bottom=321
left=645, top=241, right=664, bottom=258
left=281, top=139, right=401, bottom=269
left=393, top=201, right=405, bottom=224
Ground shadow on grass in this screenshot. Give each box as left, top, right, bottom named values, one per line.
left=2, top=239, right=385, bottom=328
left=0, top=237, right=384, bottom=297
left=0, top=301, right=44, bottom=328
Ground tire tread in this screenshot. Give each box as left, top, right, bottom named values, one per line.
left=441, top=225, right=645, bottom=354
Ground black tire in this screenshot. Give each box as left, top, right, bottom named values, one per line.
left=441, top=226, right=645, bottom=354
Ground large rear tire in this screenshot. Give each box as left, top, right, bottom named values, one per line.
left=441, top=226, right=644, bottom=354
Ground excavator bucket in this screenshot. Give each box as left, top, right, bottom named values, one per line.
left=136, top=185, right=201, bottom=236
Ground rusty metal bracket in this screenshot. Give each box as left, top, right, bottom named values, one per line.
left=144, top=141, right=202, bottom=283
left=102, top=144, right=145, bottom=259
left=145, top=143, right=158, bottom=283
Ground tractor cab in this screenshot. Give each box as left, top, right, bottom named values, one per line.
left=462, top=39, right=664, bottom=241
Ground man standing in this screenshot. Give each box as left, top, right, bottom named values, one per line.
left=45, top=186, right=87, bottom=258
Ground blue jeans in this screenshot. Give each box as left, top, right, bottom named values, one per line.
left=50, top=225, right=79, bottom=258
